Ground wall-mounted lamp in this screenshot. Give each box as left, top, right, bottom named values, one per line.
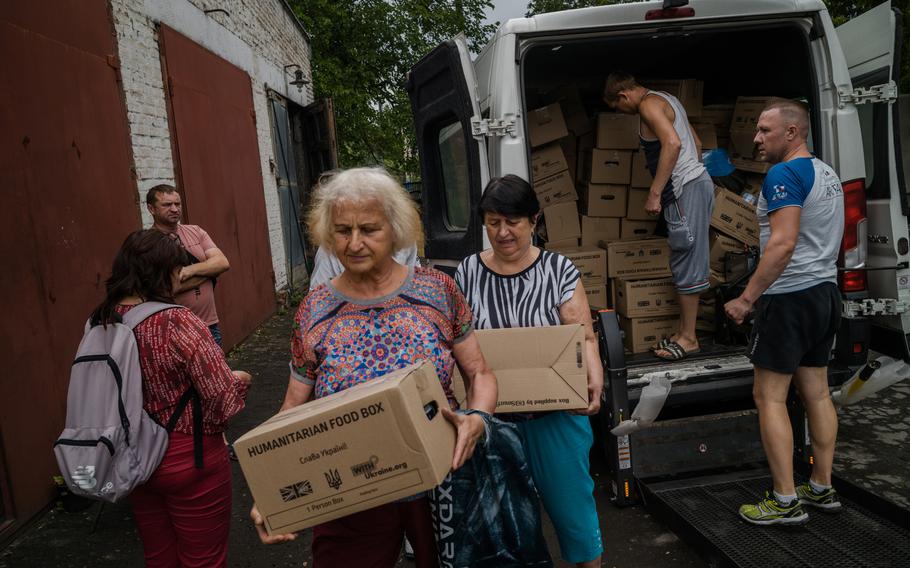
left=283, top=64, right=310, bottom=92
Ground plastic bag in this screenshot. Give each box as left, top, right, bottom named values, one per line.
left=611, top=375, right=672, bottom=436
left=430, top=411, right=553, bottom=568
left=832, top=356, right=910, bottom=406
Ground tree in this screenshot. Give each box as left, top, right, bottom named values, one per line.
left=525, top=0, right=621, bottom=17
left=289, top=0, right=496, bottom=179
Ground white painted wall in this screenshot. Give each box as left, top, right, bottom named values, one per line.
left=110, top=0, right=313, bottom=291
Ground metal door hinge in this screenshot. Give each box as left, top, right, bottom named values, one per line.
left=838, top=81, right=898, bottom=108
left=842, top=298, right=909, bottom=317
left=471, top=116, right=516, bottom=138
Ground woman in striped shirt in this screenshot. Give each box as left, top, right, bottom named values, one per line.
left=455, top=175, right=605, bottom=567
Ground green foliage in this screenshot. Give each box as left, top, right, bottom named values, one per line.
left=825, top=0, right=909, bottom=93
left=525, top=0, right=620, bottom=17
left=289, top=0, right=496, bottom=179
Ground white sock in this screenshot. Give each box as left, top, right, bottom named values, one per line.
left=773, top=491, right=797, bottom=505
left=809, top=479, right=831, bottom=494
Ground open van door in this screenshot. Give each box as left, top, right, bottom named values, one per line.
left=836, top=3, right=910, bottom=350
left=406, top=36, right=489, bottom=267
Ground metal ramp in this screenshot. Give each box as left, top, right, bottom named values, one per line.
left=641, top=470, right=910, bottom=568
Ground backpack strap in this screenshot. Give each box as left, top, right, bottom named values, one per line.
left=126, top=301, right=204, bottom=468
left=121, top=301, right=181, bottom=329
left=165, top=386, right=205, bottom=469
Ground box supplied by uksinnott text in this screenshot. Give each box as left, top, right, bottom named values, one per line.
left=452, top=324, right=589, bottom=412
left=234, top=361, right=455, bottom=535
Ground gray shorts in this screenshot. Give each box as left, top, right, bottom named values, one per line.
left=664, top=172, right=713, bottom=294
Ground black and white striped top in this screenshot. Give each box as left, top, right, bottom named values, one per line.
left=455, top=249, right=580, bottom=330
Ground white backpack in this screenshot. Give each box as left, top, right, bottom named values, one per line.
left=53, top=302, right=202, bottom=503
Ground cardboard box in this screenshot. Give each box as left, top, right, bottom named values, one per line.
left=549, top=85, right=592, bottom=135
left=696, top=104, right=735, bottom=129
left=731, top=154, right=771, bottom=174
left=560, top=247, right=608, bottom=286
left=576, top=132, right=596, bottom=182
left=535, top=170, right=578, bottom=208
left=630, top=150, right=653, bottom=188
left=452, top=325, right=588, bottom=412
left=729, top=96, right=773, bottom=156
left=615, top=277, right=679, bottom=318
left=584, top=183, right=627, bottom=217
left=543, top=201, right=581, bottom=242
left=620, top=315, right=680, bottom=354
left=585, top=285, right=609, bottom=310
left=235, top=362, right=455, bottom=535
left=581, top=215, right=620, bottom=247
left=528, top=103, right=569, bottom=147
left=625, top=188, right=652, bottom=221
left=710, top=187, right=759, bottom=247
left=642, top=79, right=704, bottom=117
left=545, top=238, right=579, bottom=250
left=532, top=143, right=569, bottom=180
left=709, top=230, right=744, bottom=273
left=741, top=173, right=766, bottom=197
left=709, top=269, right=725, bottom=288
left=559, top=136, right=578, bottom=183
left=606, top=238, right=671, bottom=279
left=590, top=149, right=632, bottom=185
left=692, top=123, right=718, bottom=149
left=596, top=113, right=639, bottom=150
left=620, top=219, right=657, bottom=240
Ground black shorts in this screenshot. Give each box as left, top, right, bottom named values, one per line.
left=748, top=282, right=841, bottom=374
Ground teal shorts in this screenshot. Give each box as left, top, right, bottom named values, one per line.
left=516, top=412, right=604, bottom=563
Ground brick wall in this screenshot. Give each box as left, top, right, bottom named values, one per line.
left=110, top=0, right=313, bottom=291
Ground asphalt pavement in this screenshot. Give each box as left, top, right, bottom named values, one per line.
left=1, top=306, right=907, bottom=568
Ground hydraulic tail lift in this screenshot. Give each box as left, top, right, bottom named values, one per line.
left=596, top=310, right=910, bottom=567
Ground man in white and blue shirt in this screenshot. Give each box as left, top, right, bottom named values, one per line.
left=725, top=98, right=845, bottom=526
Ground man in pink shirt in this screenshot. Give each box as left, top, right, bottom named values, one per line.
left=147, top=184, right=230, bottom=346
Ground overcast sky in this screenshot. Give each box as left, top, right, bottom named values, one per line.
left=482, top=1, right=528, bottom=28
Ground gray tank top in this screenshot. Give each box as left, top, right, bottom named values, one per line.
left=639, top=91, right=706, bottom=200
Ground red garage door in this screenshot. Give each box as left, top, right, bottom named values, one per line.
left=159, top=26, right=276, bottom=349
left=0, top=0, right=140, bottom=530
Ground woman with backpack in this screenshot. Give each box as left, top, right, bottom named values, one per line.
left=94, top=229, right=251, bottom=568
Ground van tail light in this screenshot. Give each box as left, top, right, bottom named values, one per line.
left=645, top=7, right=695, bottom=20
left=838, top=178, right=867, bottom=293
left=646, top=0, right=694, bottom=20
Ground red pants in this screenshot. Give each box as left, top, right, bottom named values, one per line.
left=312, top=497, right=439, bottom=568
left=131, top=432, right=232, bottom=568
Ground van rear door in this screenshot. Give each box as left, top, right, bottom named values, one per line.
left=406, top=36, right=489, bottom=266
left=836, top=3, right=910, bottom=344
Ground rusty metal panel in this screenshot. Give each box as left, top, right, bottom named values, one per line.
left=159, top=26, right=276, bottom=349
left=0, top=0, right=140, bottom=529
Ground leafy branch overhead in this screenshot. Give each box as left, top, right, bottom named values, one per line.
left=289, top=0, right=496, bottom=179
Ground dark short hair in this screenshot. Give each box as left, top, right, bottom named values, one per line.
left=603, top=72, right=639, bottom=103
left=91, top=229, right=192, bottom=325
left=146, top=184, right=179, bottom=206
left=477, top=175, right=540, bottom=223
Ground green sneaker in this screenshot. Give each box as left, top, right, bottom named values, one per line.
left=796, top=483, right=842, bottom=512
left=739, top=491, right=809, bottom=526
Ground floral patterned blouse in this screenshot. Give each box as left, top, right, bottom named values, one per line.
left=290, top=267, right=474, bottom=409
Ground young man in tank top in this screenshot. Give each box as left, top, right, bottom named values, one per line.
left=603, top=73, right=714, bottom=360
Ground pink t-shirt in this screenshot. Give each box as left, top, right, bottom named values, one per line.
left=174, top=224, right=219, bottom=325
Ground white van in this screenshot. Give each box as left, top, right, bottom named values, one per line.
left=407, top=0, right=907, bottom=370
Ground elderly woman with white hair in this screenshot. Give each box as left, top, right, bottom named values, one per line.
left=251, top=167, right=497, bottom=567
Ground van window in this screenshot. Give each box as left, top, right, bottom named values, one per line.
left=437, top=120, right=471, bottom=231
left=857, top=103, right=876, bottom=189
left=853, top=71, right=894, bottom=202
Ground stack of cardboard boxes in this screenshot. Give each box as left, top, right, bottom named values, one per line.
left=526, top=80, right=773, bottom=354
